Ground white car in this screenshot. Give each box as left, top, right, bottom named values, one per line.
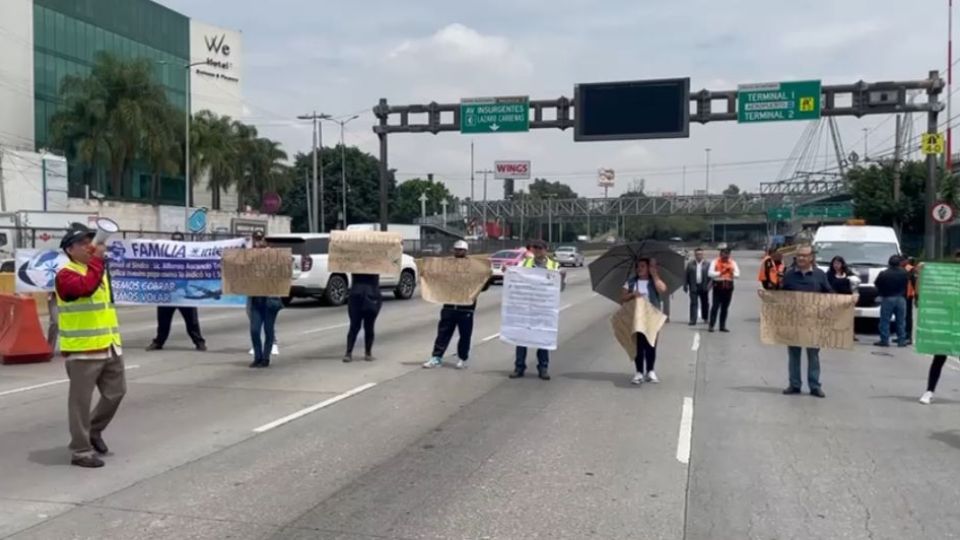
left=265, top=233, right=418, bottom=306
left=554, top=245, right=585, bottom=267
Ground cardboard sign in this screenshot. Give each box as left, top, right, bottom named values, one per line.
left=221, top=248, right=293, bottom=297
left=417, top=257, right=492, bottom=305
left=916, top=263, right=960, bottom=355
left=611, top=297, right=668, bottom=360
left=499, top=266, right=562, bottom=350
left=328, top=230, right=403, bottom=276
left=759, top=290, right=855, bottom=350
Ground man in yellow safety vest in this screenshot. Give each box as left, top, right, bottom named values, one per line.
left=510, top=239, right=562, bottom=381
left=55, top=223, right=126, bottom=468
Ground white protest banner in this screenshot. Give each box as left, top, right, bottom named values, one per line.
left=106, top=238, right=248, bottom=307
left=499, top=265, right=562, bottom=350
left=14, top=249, right=69, bottom=293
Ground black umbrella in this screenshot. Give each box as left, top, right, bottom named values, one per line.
left=588, top=240, right=686, bottom=303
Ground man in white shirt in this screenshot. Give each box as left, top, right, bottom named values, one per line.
left=707, top=247, right=740, bottom=333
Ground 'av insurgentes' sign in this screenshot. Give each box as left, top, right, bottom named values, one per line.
left=494, top=160, right=531, bottom=180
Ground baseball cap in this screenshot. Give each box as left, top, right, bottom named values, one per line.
left=60, top=223, right=95, bottom=250
left=453, top=240, right=469, bottom=251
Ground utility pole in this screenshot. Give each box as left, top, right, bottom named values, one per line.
left=704, top=148, right=712, bottom=194
left=297, top=112, right=331, bottom=232
left=681, top=165, right=687, bottom=196
left=304, top=169, right=313, bottom=231
left=419, top=192, right=428, bottom=220
left=475, top=168, right=493, bottom=235
left=323, top=114, right=360, bottom=229
left=862, top=128, right=869, bottom=161
left=892, top=114, right=904, bottom=234
left=441, top=199, right=449, bottom=226
left=925, top=70, right=944, bottom=258
left=470, top=141, right=475, bottom=202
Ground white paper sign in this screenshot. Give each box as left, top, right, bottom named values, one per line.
left=499, top=265, right=561, bottom=350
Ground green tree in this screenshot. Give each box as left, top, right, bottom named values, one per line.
left=233, top=122, right=289, bottom=212
left=723, top=184, right=741, bottom=196
left=190, top=111, right=239, bottom=210
left=847, top=161, right=947, bottom=237
left=527, top=178, right=578, bottom=199
left=393, top=177, right=456, bottom=224
left=51, top=52, right=175, bottom=198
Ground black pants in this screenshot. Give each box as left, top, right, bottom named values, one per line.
left=928, top=355, right=950, bottom=392
left=153, top=307, right=204, bottom=347
left=709, top=285, right=734, bottom=330
left=346, top=300, right=381, bottom=356
left=688, top=287, right=709, bottom=323
left=431, top=308, right=475, bottom=361
left=634, top=333, right=656, bottom=373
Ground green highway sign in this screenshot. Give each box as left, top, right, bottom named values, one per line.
left=916, top=263, right=960, bottom=355
left=738, top=80, right=822, bottom=123
left=767, top=203, right=853, bottom=221
left=460, top=96, right=529, bottom=134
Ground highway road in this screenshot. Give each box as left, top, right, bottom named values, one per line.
left=1, top=255, right=958, bottom=539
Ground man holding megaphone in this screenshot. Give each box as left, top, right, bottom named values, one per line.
left=54, top=222, right=126, bottom=468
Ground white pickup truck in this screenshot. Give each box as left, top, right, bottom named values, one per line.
left=265, top=233, right=418, bottom=306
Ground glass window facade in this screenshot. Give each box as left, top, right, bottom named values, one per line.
left=33, top=0, right=189, bottom=204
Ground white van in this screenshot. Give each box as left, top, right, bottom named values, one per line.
left=812, top=225, right=900, bottom=319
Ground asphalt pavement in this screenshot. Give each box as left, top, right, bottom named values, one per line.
left=1, top=254, right=958, bottom=539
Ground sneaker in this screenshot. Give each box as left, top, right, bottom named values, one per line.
left=456, top=359, right=468, bottom=369
left=248, top=348, right=254, bottom=356
left=271, top=344, right=280, bottom=356
left=422, top=356, right=442, bottom=369
left=645, top=371, right=659, bottom=383
left=920, top=391, right=934, bottom=405
left=631, top=373, right=644, bottom=385
left=146, top=342, right=162, bottom=351
left=364, top=355, right=376, bottom=362
left=342, top=355, right=353, bottom=363
left=782, top=387, right=802, bottom=395
left=873, top=341, right=889, bottom=347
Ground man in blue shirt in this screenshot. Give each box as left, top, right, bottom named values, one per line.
left=779, top=244, right=833, bottom=398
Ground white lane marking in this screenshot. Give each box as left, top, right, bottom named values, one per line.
left=0, top=364, right=140, bottom=398
left=559, top=303, right=574, bottom=312
left=481, top=333, right=500, bottom=343
left=301, top=322, right=351, bottom=335
left=676, top=397, right=694, bottom=464
left=691, top=333, right=701, bottom=352
left=253, top=382, right=377, bottom=433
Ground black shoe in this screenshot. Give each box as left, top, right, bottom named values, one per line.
left=719, top=328, right=730, bottom=333
left=897, top=343, right=908, bottom=348
left=873, top=341, right=889, bottom=347
left=71, top=455, right=105, bottom=468
left=90, top=437, right=108, bottom=455
left=782, top=387, right=802, bottom=395
left=342, top=355, right=353, bottom=363
left=708, top=327, right=715, bottom=333
left=688, top=322, right=696, bottom=326
left=249, top=360, right=263, bottom=368
left=364, top=355, right=375, bottom=362
left=810, top=388, right=826, bottom=398
left=538, top=370, right=551, bottom=381
left=146, top=342, right=162, bottom=351
left=509, top=370, right=525, bottom=379
left=195, top=343, right=207, bottom=352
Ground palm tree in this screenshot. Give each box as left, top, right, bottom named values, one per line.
left=234, top=129, right=289, bottom=212
left=51, top=52, right=173, bottom=198
left=141, top=102, right=181, bottom=203
left=191, top=110, right=238, bottom=210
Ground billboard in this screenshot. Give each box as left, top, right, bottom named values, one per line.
left=598, top=168, right=615, bottom=188
left=494, top=160, right=531, bottom=180
left=574, top=78, right=690, bottom=142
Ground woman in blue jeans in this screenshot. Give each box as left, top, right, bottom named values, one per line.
left=247, top=232, right=283, bottom=368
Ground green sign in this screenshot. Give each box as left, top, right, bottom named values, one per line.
left=767, top=204, right=853, bottom=221
left=460, top=96, right=529, bottom=134
left=916, top=263, right=960, bottom=355
left=738, top=80, right=822, bottom=123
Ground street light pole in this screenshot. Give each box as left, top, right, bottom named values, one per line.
left=321, top=115, right=360, bottom=229
left=704, top=148, right=712, bottom=194
left=161, top=60, right=209, bottom=233
left=297, top=112, right=332, bottom=232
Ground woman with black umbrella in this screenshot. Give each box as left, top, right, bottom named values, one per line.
left=620, top=258, right=668, bottom=385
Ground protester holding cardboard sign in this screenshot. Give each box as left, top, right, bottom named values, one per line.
left=245, top=232, right=285, bottom=368
left=343, top=273, right=381, bottom=363
left=619, top=258, right=668, bottom=385
left=775, top=244, right=834, bottom=398
left=328, top=230, right=403, bottom=275
left=422, top=240, right=492, bottom=370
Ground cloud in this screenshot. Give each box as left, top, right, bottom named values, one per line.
left=386, top=23, right=533, bottom=76
left=780, top=21, right=886, bottom=53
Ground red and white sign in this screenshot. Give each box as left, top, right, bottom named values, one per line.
left=931, top=201, right=956, bottom=224
left=598, top=168, right=615, bottom=187
left=494, top=160, right=531, bottom=180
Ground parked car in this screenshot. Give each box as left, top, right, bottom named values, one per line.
left=489, top=248, right=528, bottom=282
left=265, top=233, right=418, bottom=306
left=554, top=245, right=585, bottom=267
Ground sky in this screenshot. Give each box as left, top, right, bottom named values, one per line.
left=161, top=0, right=952, bottom=200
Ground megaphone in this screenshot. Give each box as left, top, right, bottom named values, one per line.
left=93, top=217, right=119, bottom=245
